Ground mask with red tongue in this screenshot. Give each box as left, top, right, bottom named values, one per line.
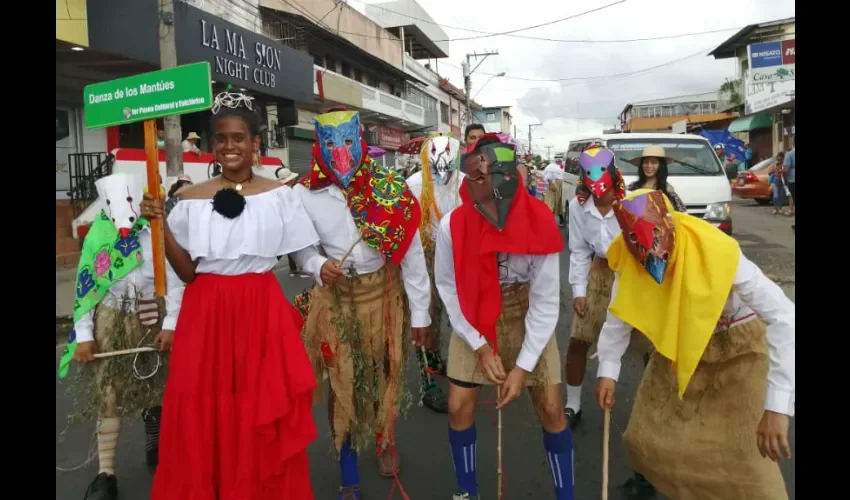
left=94, top=173, right=146, bottom=238
left=313, top=108, right=367, bottom=188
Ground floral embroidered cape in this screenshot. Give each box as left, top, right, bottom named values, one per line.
left=73, top=211, right=149, bottom=323
left=300, top=155, right=422, bottom=266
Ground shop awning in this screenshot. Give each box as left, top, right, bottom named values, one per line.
left=728, top=114, right=773, bottom=133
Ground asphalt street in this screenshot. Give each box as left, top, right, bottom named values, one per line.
left=56, top=198, right=795, bottom=500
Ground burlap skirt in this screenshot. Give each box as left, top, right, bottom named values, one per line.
left=623, top=318, right=788, bottom=500
left=544, top=179, right=564, bottom=216
left=570, top=258, right=615, bottom=344
left=447, top=283, right=561, bottom=386
left=423, top=245, right=444, bottom=342
left=77, top=299, right=167, bottom=419
left=303, top=265, right=410, bottom=452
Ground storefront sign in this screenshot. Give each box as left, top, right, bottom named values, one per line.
left=744, top=69, right=795, bottom=115
left=747, top=39, right=795, bottom=85
left=376, top=125, right=409, bottom=150
left=83, top=62, right=212, bottom=129
left=175, top=4, right=313, bottom=103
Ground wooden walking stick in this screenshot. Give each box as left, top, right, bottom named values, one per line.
left=143, top=119, right=167, bottom=297
left=602, top=407, right=611, bottom=500
left=497, top=385, right=504, bottom=500
left=94, top=346, right=157, bottom=359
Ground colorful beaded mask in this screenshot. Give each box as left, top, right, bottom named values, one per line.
left=313, top=110, right=366, bottom=187
left=579, top=146, right=617, bottom=198
left=613, top=190, right=676, bottom=284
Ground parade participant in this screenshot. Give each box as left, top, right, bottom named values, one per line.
left=464, top=123, right=486, bottom=150
left=626, top=146, right=687, bottom=212
left=435, top=134, right=571, bottom=500
left=57, top=173, right=185, bottom=500
left=543, top=160, right=565, bottom=225
left=406, top=132, right=465, bottom=414
left=596, top=189, right=795, bottom=500
left=563, top=146, right=626, bottom=429
left=292, top=108, right=431, bottom=498
left=143, top=92, right=320, bottom=500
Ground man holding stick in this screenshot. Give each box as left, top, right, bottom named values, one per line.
left=58, top=173, right=184, bottom=500
left=434, top=134, right=572, bottom=500
left=291, top=108, right=431, bottom=499
left=595, top=189, right=795, bottom=499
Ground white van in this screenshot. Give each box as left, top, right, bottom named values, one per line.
left=563, top=133, right=733, bottom=234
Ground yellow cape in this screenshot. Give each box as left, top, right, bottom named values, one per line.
left=606, top=189, right=740, bottom=398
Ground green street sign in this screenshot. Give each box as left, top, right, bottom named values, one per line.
left=83, top=62, right=213, bottom=130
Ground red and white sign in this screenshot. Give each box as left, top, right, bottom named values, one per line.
left=376, top=126, right=409, bottom=150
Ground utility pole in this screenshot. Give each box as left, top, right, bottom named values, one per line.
left=463, top=50, right=499, bottom=127
left=546, top=146, right=553, bottom=160
left=159, top=0, right=184, bottom=179
left=528, top=122, right=542, bottom=155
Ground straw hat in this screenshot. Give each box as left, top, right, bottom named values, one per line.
left=627, top=145, right=673, bottom=167
left=186, top=132, right=201, bottom=141
left=276, top=167, right=298, bottom=184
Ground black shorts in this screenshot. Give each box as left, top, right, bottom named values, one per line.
left=447, top=377, right=481, bottom=389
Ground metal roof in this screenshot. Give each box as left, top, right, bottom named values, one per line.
left=708, top=17, right=795, bottom=59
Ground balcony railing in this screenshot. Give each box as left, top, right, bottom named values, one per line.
left=313, top=65, right=426, bottom=126
left=404, top=53, right=441, bottom=87
left=360, top=84, right=426, bottom=126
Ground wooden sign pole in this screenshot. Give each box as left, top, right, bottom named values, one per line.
left=143, top=119, right=167, bottom=297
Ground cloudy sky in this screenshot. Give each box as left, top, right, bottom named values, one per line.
left=354, top=0, right=794, bottom=155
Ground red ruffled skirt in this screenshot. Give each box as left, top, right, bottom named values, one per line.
left=152, top=272, right=316, bottom=500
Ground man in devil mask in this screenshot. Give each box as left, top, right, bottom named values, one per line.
left=595, top=189, right=795, bottom=500
left=434, top=134, right=573, bottom=500
left=292, top=108, right=431, bottom=499
left=406, top=132, right=465, bottom=414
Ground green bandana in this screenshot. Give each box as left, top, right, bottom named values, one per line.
left=73, top=211, right=149, bottom=322
left=58, top=211, right=149, bottom=379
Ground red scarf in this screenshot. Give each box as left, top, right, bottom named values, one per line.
left=300, top=142, right=422, bottom=266
left=449, top=173, right=564, bottom=352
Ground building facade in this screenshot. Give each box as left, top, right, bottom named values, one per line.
left=475, top=106, right=513, bottom=135
left=709, top=17, right=795, bottom=157
left=619, top=92, right=738, bottom=133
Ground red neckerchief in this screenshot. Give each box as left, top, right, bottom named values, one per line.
left=449, top=172, right=564, bottom=353
left=300, top=141, right=422, bottom=266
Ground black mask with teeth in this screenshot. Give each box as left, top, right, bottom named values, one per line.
left=462, top=136, right=519, bottom=230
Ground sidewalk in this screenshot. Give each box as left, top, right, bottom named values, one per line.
left=56, top=267, right=76, bottom=319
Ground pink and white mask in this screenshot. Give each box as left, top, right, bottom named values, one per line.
left=95, top=173, right=145, bottom=238
left=428, top=135, right=461, bottom=185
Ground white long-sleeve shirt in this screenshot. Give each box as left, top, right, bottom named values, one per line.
left=292, top=183, right=432, bottom=328
left=73, top=227, right=185, bottom=343
left=567, top=197, right=621, bottom=297
left=596, top=251, right=795, bottom=417
left=434, top=212, right=560, bottom=373
left=406, top=170, right=465, bottom=241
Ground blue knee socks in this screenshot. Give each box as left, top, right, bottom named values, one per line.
left=543, top=427, right=574, bottom=500
left=449, top=425, right=478, bottom=495
left=339, top=436, right=360, bottom=496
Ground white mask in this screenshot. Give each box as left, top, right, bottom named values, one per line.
left=95, top=173, right=145, bottom=238
left=428, top=135, right=460, bottom=185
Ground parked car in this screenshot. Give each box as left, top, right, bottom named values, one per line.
left=733, top=157, right=776, bottom=205
left=564, top=133, right=733, bottom=234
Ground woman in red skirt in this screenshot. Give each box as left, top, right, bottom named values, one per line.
left=140, top=92, right=320, bottom=499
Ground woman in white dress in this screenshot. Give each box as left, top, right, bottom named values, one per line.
left=141, top=93, right=321, bottom=500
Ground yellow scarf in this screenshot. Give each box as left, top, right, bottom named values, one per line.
left=606, top=189, right=740, bottom=398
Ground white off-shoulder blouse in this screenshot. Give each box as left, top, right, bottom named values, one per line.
left=167, top=186, right=320, bottom=275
